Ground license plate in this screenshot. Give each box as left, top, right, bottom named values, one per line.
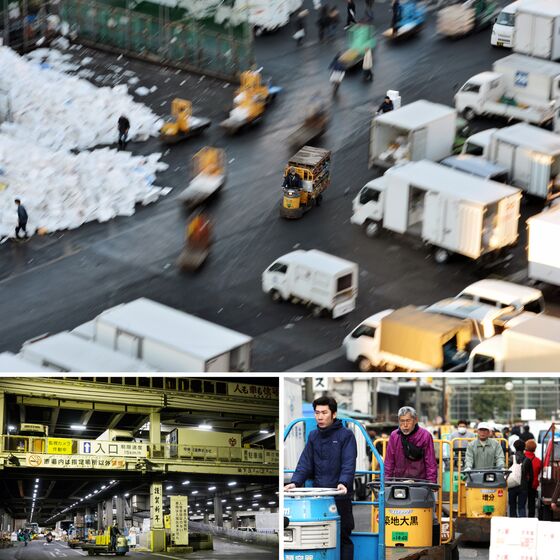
left=333, top=299, right=355, bottom=318
left=283, top=530, right=293, bottom=542
left=497, top=41, right=503, bottom=46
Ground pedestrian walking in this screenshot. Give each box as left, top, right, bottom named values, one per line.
left=346, top=0, right=357, bottom=28
left=362, top=47, right=373, bottom=81
left=329, top=52, right=346, bottom=97
left=391, top=0, right=402, bottom=36
left=317, top=5, right=329, bottom=41
left=293, top=10, right=308, bottom=46
left=524, top=439, right=542, bottom=517
left=365, top=0, right=374, bottom=21
left=14, top=199, right=28, bottom=239
left=327, top=7, right=340, bottom=39
left=377, top=95, right=394, bottom=114
left=117, top=115, right=130, bottom=150
left=508, top=439, right=533, bottom=518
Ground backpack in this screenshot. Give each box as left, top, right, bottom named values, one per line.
left=507, top=454, right=522, bottom=488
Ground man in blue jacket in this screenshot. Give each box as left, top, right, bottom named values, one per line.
left=285, top=396, right=357, bottom=560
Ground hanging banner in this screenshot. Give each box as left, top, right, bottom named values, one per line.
left=150, top=483, right=164, bottom=529
left=170, top=496, right=189, bottom=546
left=78, top=440, right=148, bottom=458
left=25, top=454, right=126, bottom=469
left=46, top=438, right=73, bottom=455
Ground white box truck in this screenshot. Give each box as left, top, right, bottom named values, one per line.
left=351, top=160, right=521, bottom=264
left=528, top=204, right=560, bottom=286
left=491, top=1, right=519, bottom=48
left=514, top=0, right=560, bottom=61
left=20, top=332, right=154, bottom=372
left=368, top=100, right=456, bottom=169
left=467, top=314, right=560, bottom=371
left=487, top=123, right=560, bottom=199
left=262, top=250, right=358, bottom=318
left=93, top=298, right=252, bottom=372
left=343, top=306, right=474, bottom=372
left=455, top=54, right=560, bottom=124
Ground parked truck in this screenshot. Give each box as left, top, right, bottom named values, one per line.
left=0, top=352, right=54, bottom=372
left=528, top=203, right=560, bottom=286
left=488, top=123, right=560, bottom=199
left=369, top=100, right=456, bottom=169
left=343, top=306, right=474, bottom=372
left=513, top=0, right=560, bottom=61
left=262, top=250, right=358, bottom=318
left=351, top=160, right=522, bottom=264
left=455, top=54, right=560, bottom=124
left=462, top=123, right=560, bottom=199
left=93, top=298, right=252, bottom=372
left=467, top=314, right=560, bottom=371
left=20, top=332, right=153, bottom=372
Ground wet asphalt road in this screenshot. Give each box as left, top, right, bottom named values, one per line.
left=1, top=0, right=558, bottom=371
left=0, top=537, right=276, bottom=559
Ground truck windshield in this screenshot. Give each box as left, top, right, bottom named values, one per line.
left=464, top=142, right=484, bottom=156
left=472, top=354, right=494, bottom=372
left=461, top=82, right=480, bottom=94
left=359, top=187, right=380, bottom=205
left=496, top=12, right=515, bottom=26
left=337, top=273, right=353, bottom=293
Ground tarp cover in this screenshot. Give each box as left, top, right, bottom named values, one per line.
left=380, top=306, right=472, bottom=368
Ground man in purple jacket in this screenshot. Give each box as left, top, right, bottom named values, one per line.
left=385, top=406, right=438, bottom=483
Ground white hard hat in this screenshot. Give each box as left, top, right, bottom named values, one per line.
left=477, top=422, right=491, bottom=431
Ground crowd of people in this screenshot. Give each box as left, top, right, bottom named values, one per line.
left=286, top=397, right=557, bottom=560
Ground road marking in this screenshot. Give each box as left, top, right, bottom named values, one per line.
left=286, top=346, right=345, bottom=372
left=149, top=553, right=187, bottom=559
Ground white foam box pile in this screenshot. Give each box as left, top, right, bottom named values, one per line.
left=0, top=136, right=168, bottom=236
left=0, top=46, right=162, bottom=151
left=436, top=5, right=475, bottom=37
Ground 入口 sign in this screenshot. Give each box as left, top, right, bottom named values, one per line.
left=79, top=440, right=148, bottom=458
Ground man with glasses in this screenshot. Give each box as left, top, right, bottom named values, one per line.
left=285, top=396, right=357, bottom=560
left=384, top=406, right=438, bottom=482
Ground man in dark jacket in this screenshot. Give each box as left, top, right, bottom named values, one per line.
left=109, top=523, right=120, bottom=551
left=14, top=198, right=29, bottom=239
left=285, top=396, right=357, bottom=560
left=520, top=425, right=535, bottom=442
left=391, top=0, right=401, bottom=36
left=377, top=95, right=394, bottom=115
left=117, top=115, right=130, bottom=150
left=509, top=439, right=533, bottom=517
left=283, top=167, right=303, bottom=190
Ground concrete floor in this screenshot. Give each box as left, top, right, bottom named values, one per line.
left=0, top=537, right=277, bottom=559
left=1, top=0, right=557, bottom=371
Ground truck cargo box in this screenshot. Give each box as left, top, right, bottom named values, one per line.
left=528, top=204, right=560, bottom=286
left=379, top=306, right=473, bottom=369
left=94, top=298, right=252, bottom=372
left=514, top=0, right=560, bottom=60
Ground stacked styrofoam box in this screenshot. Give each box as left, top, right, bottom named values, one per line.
left=0, top=136, right=169, bottom=236
left=0, top=46, right=162, bottom=152
left=537, top=522, right=560, bottom=560
left=436, top=5, right=475, bottom=37
left=490, top=517, right=539, bottom=560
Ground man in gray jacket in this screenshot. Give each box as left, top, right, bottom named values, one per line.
left=465, top=422, right=505, bottom=470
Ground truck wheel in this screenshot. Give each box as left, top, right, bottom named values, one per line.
left=433, top=248, right=450, bottom=264
left=365, top=220, right=380, bottom=238
left=312, top=305, right=325, bottom=318
left=462, top=107, right=476, bottom=121
left=357, top=356, right=373, bottom=372
left=269, top=289, right=283, bottom=303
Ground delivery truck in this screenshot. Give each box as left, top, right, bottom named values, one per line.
left=20, top=332, right=153, bottom=372
left=455, top=54, right=560, bottom=124
left=93, top=298, right=252, bottom=372
left=513, top=0, right=560, bottom=61
left=343, top=306, right=474, bottom=372
left=487, top=123, right=560, bottom=199
left=528, top=203, right=560, bottom=286
left=351, top=160, right=522, bottom=264
left=368, top=100, right=456, bottom=169
left=441, top=154, right=509, bottom=182
left=467, top=314, right=560, bottom=371
left=491, top=1, right=519, bottom=48
left=262, top=250, right=358, bottom=318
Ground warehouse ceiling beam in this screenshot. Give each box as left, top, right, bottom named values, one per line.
left=49, top=407, right=60, bottom=435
